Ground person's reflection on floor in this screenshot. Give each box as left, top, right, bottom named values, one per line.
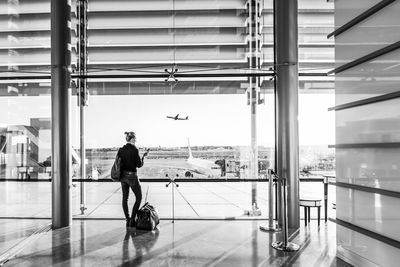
left=122, top=228, right=160, bottom=264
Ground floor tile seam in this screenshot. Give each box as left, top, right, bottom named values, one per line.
left=298, top=234, right=338, bottom=267
left=204, top=227, right=266, bottom=267
left=8, top=221, right=175, bottom=264
left=0, top=223, right=51, bottom=266
left=119, top=221, right=234, bottom=266
left=63, top=222, right=213, bottom=265
left=160, top=188, right=200, bottom=217
left=173, top=187, right=202, bottom=217
left=85, top=187, right=121, bottom=217
left=279, top=231, right=313, bottom=266
left=12, top=227, right=132, bottom=263
left=311, top=243, right=337, bottom=267
left=32, top=207, right=52, bottom=218
left=146, top=201, right=241, bottom=204
left=258, top=254, right=291, bottom=267
left=0, top=226, right=45, bottom=244
left=255, top=254, right=275, bottom=267
left=218, top=183, right=269, bottom=201
left=195, top=183, right=244, bottom=210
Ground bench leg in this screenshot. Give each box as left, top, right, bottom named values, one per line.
left=304, top=207, right=307, bottom=226
left=308, top=207, right=311, bottom=223
left=318, top=206, right=321, bottom=226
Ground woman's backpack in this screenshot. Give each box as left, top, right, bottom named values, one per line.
left=110, top=150, right=121, bottom=181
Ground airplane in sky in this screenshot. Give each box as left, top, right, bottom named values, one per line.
left=166, top=114, right=189, bottom=120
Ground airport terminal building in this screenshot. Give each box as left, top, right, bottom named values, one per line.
left=0, top=0, right=399, bottom=266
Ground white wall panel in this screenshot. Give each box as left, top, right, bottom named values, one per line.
left=336, top=98, right=400, bottom=144
left=334, top=0, right=381, bottom=27
left=336, top=148, right=400, bottom=192
left=335, top=0, right=400, bottom=265
left=335, top=2, right=400, bottom=64
left=337, top=187, right=400, bottom=242
left=337, top=224, right=400, bottom=267
left=335, top=50, right=400, bottom=105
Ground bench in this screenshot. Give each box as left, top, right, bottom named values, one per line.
left=300, top=198, right=322, bottom=226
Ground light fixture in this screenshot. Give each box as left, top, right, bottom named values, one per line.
left=165, top=65, right=178, bottom=84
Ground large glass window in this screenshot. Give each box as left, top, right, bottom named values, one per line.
left=0, top=0, right=335, bottom=220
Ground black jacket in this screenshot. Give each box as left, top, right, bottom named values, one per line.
left=117, top=143, right=143, bottom=172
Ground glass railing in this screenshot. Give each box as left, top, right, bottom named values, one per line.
left=0, top=178, right=336, bottom=221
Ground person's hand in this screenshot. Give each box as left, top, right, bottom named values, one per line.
left=143, top=148, right=150, bottom=157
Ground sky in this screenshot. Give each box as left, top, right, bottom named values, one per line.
left=1, top=93, right=334, bottom=149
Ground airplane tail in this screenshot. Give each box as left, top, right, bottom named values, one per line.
left=187, top=138, right=193, bottom=158
left=71, top=147, right=81, bottom=165
left=0, top=135, right=8, bottom=153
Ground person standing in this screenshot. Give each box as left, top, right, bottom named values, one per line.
left=118, top=131, right=148, bottom=227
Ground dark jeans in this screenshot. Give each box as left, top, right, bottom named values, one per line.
left=121, top=171, right=142, bottom=221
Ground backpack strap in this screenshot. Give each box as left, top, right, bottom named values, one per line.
left=144, top=185, right=149, bottom=203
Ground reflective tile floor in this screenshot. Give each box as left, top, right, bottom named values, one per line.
left=1, top=220, right=351, bottom=267
left=0, top=219, right=50, bottom=257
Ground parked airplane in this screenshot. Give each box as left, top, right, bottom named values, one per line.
left=182, top=139, right=221, bottom=177
left=102, top=139, right=220, bottom=179
left=166, top=114, right=189, bottom=120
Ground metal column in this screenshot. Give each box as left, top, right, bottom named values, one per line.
left=274, top=0, right=300, bottom=230
left=247, top=0, right=262, bottom=209
left=51, top=0, right=72, bottom=229
left=77, top=0, right=88, bottom=215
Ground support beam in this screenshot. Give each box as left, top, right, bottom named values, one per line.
left=77, top=0, right=88, bottom=215
left=274, top=0, right=300, bottom=230
left=247, top=0, right=262, bottom=211
left=51, top=0, right=72, bottom=229
left=248, top=0, right=262, bottom=212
